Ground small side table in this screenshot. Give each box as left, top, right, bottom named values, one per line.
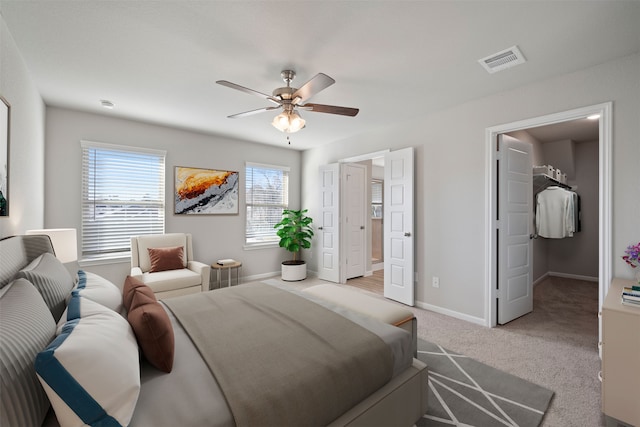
left=211, top=261, right=242, bottom=289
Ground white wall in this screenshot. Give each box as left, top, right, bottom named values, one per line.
left=543, top=139, right=575, bottom=181
left=546, top=140, right=599, bottom=278
left=302, top=53, right=640, bottom=321
left=0, top=16, right=46, bottom=238
left=44, top=107, right=301, bottom=286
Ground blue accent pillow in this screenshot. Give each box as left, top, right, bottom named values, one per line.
left=35, top=294, right=140, bottom=427
left=64, top=270, right=123, bottom=314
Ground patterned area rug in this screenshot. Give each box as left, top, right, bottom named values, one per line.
left=416, top=339, right=554, bottom=427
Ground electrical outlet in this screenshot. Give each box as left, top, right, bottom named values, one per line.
left=432, top=276, right=439, bottom=288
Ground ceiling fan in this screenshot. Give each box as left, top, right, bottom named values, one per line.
left=216, top=70, right=359, bottom=133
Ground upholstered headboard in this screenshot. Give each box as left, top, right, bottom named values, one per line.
left=0, top=235, right=55, bottom=289
left=0, top=235, right=59, bottom=427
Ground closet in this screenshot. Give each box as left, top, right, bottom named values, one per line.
left=507, top=124, right=599, bottom=284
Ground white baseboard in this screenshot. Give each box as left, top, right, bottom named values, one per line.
left=245, top=269, right=322, bottom=284
left=547, top=271, right=599, bottom=282
left=372, top=263, right=384, bottom=272
left=415, top=300, right=486, bottom=326
left=243, top=271, right=281, bottom=283
left=533, top=272, right=549, bottom=287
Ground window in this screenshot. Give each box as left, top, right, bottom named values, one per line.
left=81, top=141, right=166, bottom=261
left=371, top=179, right=383, bottom=218
left=245, top=162, right=289, bottom=246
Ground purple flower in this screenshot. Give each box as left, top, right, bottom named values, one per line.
left=622, top=243, right=640, bottom=268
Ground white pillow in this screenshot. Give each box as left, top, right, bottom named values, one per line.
left=35, top=294, right=140, bottom=427
left=70, top=270, right=123, bottom=314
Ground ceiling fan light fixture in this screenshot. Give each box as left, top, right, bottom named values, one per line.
left=273, top=112, right=289, bottom=129
left=272, top=110, right=306, bottom=133
left=289, top=111, right=306, bottom=132
left=218, top=70, right=356, bottom=131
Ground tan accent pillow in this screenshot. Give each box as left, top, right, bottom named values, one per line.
left=147, top=246, right=184, bottom=273
left=122, top=275, right=156, bottom=312
left=127, top=286, right=175, bottom=373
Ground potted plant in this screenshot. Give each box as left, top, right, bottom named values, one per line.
left=274, top=209, right=314, bottom=281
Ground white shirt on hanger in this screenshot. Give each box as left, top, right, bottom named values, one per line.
left=536, top=186, right=575, bottom=238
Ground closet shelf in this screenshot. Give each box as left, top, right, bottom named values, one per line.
left=533, top=173, right=572, bottom=194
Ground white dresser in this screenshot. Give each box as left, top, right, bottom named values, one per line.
left=601, top=278, right=640, bottom=426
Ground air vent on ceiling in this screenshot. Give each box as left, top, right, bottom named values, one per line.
left=479, top=45, right=526, bottom=74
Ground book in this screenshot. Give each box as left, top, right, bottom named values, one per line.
left=217, top=258, right=237, bottom=266
left=623, top=286, right=640, bottom=296
left=621, top=298, right=640, bottom=307
left=622, top=293, right=640, bottom=302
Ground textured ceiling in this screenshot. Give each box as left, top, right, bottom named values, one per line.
left=1, top=1, right=639, bottom=150
left=525, top=117, right=600, bottom=144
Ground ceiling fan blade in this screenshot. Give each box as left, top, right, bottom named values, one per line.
left=227, top=106, right=280, bottom=119
left=300, top=103, right=359, bottom=117
left=216, top=80, right=281, bottom=105
left=292, top=73, right=335, bottom=105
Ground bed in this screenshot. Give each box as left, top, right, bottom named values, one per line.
left=0, top=234, right=428, bottom=427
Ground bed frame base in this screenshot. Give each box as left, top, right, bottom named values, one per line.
left=328, top=358, right=428, bottom=427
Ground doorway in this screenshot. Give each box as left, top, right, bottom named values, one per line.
left=485, top=103, right=612, bottom=346
left=332, top=151, right=389, bottom=289
left=319, top=148, right=415, bottom=305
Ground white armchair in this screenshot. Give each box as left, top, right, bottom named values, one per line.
left=130, top=233, right=210, bottom=299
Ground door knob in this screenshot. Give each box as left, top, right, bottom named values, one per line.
left=529, top=234, right=538, bottom=239
left=318, top=226, right=324, bottom=230
left=360, top=226, right=365, bottom=230
left=404, top=232, right=411, bottom=237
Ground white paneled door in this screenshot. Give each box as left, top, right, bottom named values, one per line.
left=344, top=163, right=366, bottom=279
left=498, top=134, right=533, bottom=324
left=384, top=147, right=414, bottom=306
left=318, top=164, right=340, bottom=283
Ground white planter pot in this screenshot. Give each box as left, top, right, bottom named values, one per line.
left=281, top=261, right=307, bottom=281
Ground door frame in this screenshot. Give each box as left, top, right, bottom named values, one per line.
left=484, top=102, right=612, bottom=327
left=340, top=150, right=391, bottom=280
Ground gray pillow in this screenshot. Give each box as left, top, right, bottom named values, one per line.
left=17, top=252, right=74, bottom=321
left=0, top=278, right=56, bottom=427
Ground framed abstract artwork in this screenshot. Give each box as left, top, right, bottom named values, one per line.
left=0, top=96, right=9, bottom=217
left=174, top=166, right=239, bottom=215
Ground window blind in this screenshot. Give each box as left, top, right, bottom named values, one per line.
left=81, top=141, right=166, bottom=261
left=372, top=180, right=383, bottom=204
left=245, top=162, right=289, bottom=245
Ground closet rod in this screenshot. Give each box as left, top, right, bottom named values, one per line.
left=533, top=173, right=573, bottom=195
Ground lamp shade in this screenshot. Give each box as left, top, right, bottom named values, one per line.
left=272, top=111, right=306, bottom=133
left=26, top=228, right=78, bottom=263
left=287, top=112, right=306, bottom=133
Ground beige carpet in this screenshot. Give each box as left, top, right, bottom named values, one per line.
left=269, top=273, right=603, bottom=427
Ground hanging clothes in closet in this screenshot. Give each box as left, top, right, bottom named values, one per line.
left=535, top=186, right=580, bottom=238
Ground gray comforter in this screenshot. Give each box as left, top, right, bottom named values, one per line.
left=164, top=283, right=393, bottom=427
left=130, top=282, right=413, bottom=427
